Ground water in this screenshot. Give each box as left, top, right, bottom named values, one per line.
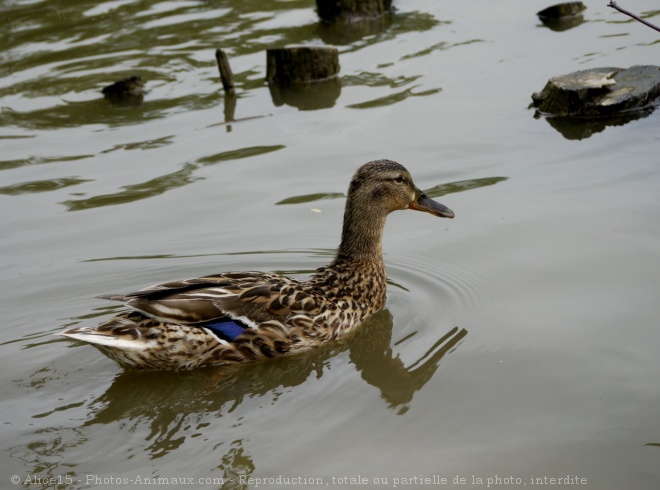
left=2, top=0, right=660, bottom=488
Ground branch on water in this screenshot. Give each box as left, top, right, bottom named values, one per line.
left=607, top=1, right=660, bottom=33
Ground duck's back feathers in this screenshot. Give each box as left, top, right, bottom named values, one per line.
left=97, top=271, right=319, bottom=326
left=63, top=271, right=335, bottom=369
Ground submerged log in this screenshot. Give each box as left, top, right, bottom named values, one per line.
left=537, top=111, right=649, bottom=140
left=537, top=2, right=586, bottom=31
left=316, top=0, right=393, bottom=23
left=215, top=49, right=235, bottom=93
left=266, top=47, right=339, bottom=86
left=531, top=66, right=660, bottom=118
left=537, top=2, right=586, bottom=19
left=102, top=76, right=146, bottom=107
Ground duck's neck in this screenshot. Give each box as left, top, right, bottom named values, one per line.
left=335, top=200, right=388, bottom=264
left=310, top=197, right=388, bottom=312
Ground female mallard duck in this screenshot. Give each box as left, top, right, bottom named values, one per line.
left=61, top=160, right=454, bottom=370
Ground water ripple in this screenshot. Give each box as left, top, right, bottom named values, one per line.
left=386, top=252, right=495, bottom=325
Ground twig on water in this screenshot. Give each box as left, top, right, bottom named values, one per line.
left=607, top=1, right=660, bottom=33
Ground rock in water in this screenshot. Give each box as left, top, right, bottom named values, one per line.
left=531, top=66, right=660, bottom=117
left=537, top=2, right=586, bottom=31
left=102, top=76, right=146, bottom=107
left=537, top=2, right=586, bottom=19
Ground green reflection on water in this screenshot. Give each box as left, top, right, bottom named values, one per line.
left=424, top=176, right=508, bottom=198
left=276, top=192, right=344, bottom=205
left=60, top=145, right=285, bottom=211
left=0, top=177, right=92, bottom=195
left=0, top=154, right=93, bottom=172
left=347, top=85, right=442, bottom=109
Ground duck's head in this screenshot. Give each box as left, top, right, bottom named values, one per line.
left=348, top=159, right=454, bottom=219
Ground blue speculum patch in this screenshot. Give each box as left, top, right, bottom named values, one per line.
left=203, top=317, right=248, bottom=342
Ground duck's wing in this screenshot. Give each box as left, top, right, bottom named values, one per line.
left=97, top=272, right=320, bottom=326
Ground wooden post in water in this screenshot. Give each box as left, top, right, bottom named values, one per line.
left=266, top=47, right=339, bottom=86
left=316, top=0, right=393, bottom=23
left=214, top=49, right=237, bottom=127
left=215, top=49, right=235, bottom=93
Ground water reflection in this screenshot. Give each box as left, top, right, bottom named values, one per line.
left=317, top=13, right=394, bottom=45
left=60, top=145, right=285, bottom=211
left=534, top=108, right=656, bottom=140
left=537, top=15, right=586, bottom=32
left=268, top=78, right=341, bottom=110
left=318, top=11, right=441, bottom=47
left=0, top=154, right=92, bottom=172
left=11, top=310, right=465, bottom=487
left=276, top=192, right=344, bottom=205
left=350, top=312, right=467, bottom=413
left=84, top=311, right=465, bottom=433
left=347, top=85, right=441, bottom=109
left=423, top=176, right=508, bottom=198
left=0, top=177, right=91, bottom=196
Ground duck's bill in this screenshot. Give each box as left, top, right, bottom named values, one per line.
left=409, top=191, right=455, bottom=218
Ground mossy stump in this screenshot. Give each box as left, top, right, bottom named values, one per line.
left=316, top=0, right=393, bottom=23
left=537, top=2, right=586, bottom=19
left=266, top=47, right=339, bottom=86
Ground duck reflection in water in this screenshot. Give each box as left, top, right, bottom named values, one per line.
left=83, top=311, right=466, bottom=452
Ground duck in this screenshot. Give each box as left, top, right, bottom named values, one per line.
left=60, top=160, right=454, bottom=370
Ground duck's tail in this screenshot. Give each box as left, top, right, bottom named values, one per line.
left=95, top=293, right=129, bottom=302
left=59, top=313, right=224, bottom=370
left=60, top=314, right=150, bottom=351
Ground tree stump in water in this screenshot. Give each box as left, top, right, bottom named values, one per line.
left=266, top=47, right=339, bottom=86
left=266, top=47, right=340, bottom=110
left=316, top=0, right=393, bottom=23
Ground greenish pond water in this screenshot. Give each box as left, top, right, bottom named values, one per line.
left=2, top=1, right=660, bottom=489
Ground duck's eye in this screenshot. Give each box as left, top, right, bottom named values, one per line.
left=394, top=175, right=404, bottom=184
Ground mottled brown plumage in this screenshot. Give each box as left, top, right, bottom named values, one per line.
left=61, top=160, right=454, bottom=370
